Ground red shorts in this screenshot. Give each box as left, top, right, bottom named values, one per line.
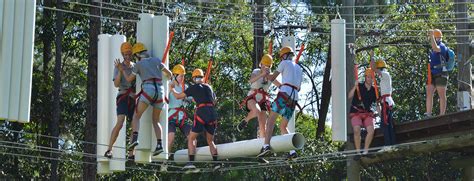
left=350, top=113, right=375, bottom=128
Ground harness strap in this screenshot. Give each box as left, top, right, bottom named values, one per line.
left=281, top=83, right=300, bottom=91
left=168, top=107, right=188, bottom=129
left=239, top=89, right=271, bottom=110
left=380, top=94, right=392, bottom=125
left=193, top=103, right=216, bottom=126
left=275, top=92, right=302, bottom=112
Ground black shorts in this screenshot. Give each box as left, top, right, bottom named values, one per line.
left=168, top=117, right=191, bottom=136
left=192, top=107, right=218, bottom=135
left=430, top=72, right=448, bottom=87
left=116, top=95, right=135, bottom=119
left=245, top=98, right=270, bottom=112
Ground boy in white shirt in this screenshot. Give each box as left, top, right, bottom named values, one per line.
left=370, top=51, right=396, bottom=146
left=257, top=47, right=302, bottom=160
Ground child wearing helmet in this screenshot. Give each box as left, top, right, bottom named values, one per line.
left=170, top=68, right=219, bottom=170
left=370, top=51, right=396, bottom=147
left=257, top=46, right=302, bottom=160
left=348, top=68, right=377, bottom=156
left=167, top=64, right=192, bottom=154
left=237, top=54, right=281, bottom=138
left=104, top=42, right=136, bottom=160
left=426, top=29, right=449, bottom=117
left=122, top=42, right=172, bottom=156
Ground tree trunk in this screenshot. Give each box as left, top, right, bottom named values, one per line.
left=316, top=46, right=331, bottom=139
left=50, top=0, right=63, bottom=180
left=83, top=1, right=100, bottom=179
left=252, top=0, right=264, bottom=69
left=455, top=0, right=472, bottom=110
left=39, top=0, right=54, bottom=178
left=342, top=0, right=360, bottom=180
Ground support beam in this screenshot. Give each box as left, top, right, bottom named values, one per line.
left=455, top=0, right=473, bottom=111
left=361, top=133, right=474, bottom=165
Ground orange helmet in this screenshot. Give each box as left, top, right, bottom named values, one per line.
left=192, top=69, right=204, bottom=78
left=433, top=29, right=442, bottom=38
left=120, top=42, right=132, bottom=54
left=132, top=42, right=147, bottom=55
left=279, top=46, right=294, bottom=57
left=365, top=68, right=374, bottom=77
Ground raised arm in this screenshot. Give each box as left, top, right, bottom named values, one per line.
left=348, top=81, right=358, bottom=100
left=428, top=30, right=441, bottom=52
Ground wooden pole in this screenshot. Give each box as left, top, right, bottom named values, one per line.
left=455, top=0, right=472, bottom=111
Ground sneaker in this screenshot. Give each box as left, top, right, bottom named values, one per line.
left=286, top=152, right=298, bottom=160
left=212, top=163, right=222, bottom=171
left=104, top=150, right=112, bottom=159
left=423, top=112, right=432, bottom=118
left=236, top=120, right=248, bottom=132
left=127, top=134, right=139, bottom=151
left=127, top=154, right=135, bottom=161
left=257, top=145, right=271, bottom=157
left=183, top=162, right=196, bottom=169
left=153, top=144, right=163, bottom=156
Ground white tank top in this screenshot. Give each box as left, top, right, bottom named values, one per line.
left=247, top=69, right=272, bottom=97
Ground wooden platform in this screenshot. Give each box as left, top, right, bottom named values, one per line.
left=370, top=109, right=474, bottom=147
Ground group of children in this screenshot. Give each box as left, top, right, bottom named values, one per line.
left=102, top=28, right=449, bottom=167
left=103, top=41, right=303, bottom=169
left=349, top=29, right=450, bottom=156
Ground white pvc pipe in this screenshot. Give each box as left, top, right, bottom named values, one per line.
left=152, top=15, right=169, bottom=160
left=330, top=19, right=347, bottom=142
left=0, top=0, right=4, bottom=43
left=8, top=0, right=26, bottom=122
left=174, top=133, right=306, bottom=163
left=97, top=34, right=111, bottom=163
left=135, top=13, right=154, bottom=163
left=109, top=35, right=126, bottom=172
left=18, top=0, right=36, bottom=123
left=0, top=0, right=13, bottom=120
left=281, top=36, right=296, bottom=133
left=97, top=162, right=111, bottom=175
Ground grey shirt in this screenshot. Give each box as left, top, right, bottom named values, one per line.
left=113, top=61, right=135, bottom=95
left=132, top=57, right=164, bottom=83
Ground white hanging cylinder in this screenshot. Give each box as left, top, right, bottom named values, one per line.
left=8, top=0, right=26, bottom=122
left=330, top=19, right=347, bottom=142
left=174, top=133, right=306, bottom=163
left=0, top=0, right=15, bottom=120
left=97, top=162, right=111, bottom=175
left=151, top=15, right=169, bottom=160
left=281, top=36, right=297, bottom=133
left=18, top=0, right=36, bottom=123
left=109, top=35, right=126, bottom=172
left=97, top=34, right=111, bottom=163
left=135, top=13, right=155, bottom=163
left=457, top=91, right=472, bottom=111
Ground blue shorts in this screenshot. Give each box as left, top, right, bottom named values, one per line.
left=271, top=92, right=297, bottom=120
left=139, top=83, right=164, bottom=110
left=192, top=107, right=218, bottom=135
left=116, top=94, right=135, bottom=119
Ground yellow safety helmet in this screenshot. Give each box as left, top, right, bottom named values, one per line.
left=365, top=68, right=374, bottom=77
left=172, top=64, right=186, bottom=75
left=279, top=46, right=294, bottom=57
left=192, top=68, right=204, bottom=78
left=132, top=42, right=147, bottom=55
left=375, top=59, right=387, bottom=69
left=260, top=54, right=273, bottom=67
left=433, top=29, right=442, bottom=38
left=120, top=42, right=132, bottom=54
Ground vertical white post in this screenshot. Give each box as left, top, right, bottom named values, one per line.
left=135, top=13, right=154, bottom=163
left=8, top=0, right=26, bottom=122
left=18, top=0, right=36, bottom=123
left=331, top=19, right=347, bottom=142
left=281, top=36, right=296, bottom=133
left=97, top=34, right=111, bottom=167
left=0, top=0, right=4, bottom=44
left=109, top=35, right=126, bottom=172
left=0, top=0, right=14, bottom=120
left=152, top=15, right=169, bottom=160
left=97, top=162, right=112, bottom=175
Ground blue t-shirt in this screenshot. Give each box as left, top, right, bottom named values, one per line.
left=429, top=42, right=448, bottom=75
